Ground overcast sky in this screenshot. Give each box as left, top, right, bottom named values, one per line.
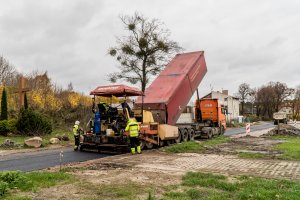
left=0, top=0, right=299, bottom=98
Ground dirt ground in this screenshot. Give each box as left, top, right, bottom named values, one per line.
left=30, top=135, right=300, bottom=199
left=203, top=136, right=284, bottom=158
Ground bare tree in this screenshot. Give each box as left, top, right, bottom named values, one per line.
left=255, top=82, right=294, bottom=119
left=67, top=82, right=74, bottom=92
left=0, top=56, right=17, bottom=86
left=236, top=83, right=253, bottom=115
left=272, top=82, right=294, bottom=112
left=291, top=86, right=300, bottom=120
left=108, top=12, right=183, bottom=92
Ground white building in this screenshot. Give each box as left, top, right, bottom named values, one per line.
left=201, top=90, right=240, bottom=121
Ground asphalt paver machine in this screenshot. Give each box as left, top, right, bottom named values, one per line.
left=79, top=84, right=143, bottom=153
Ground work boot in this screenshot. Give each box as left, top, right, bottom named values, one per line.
left=74, top=145, right=78, bottom=151
left=131, top=148, right=136, bottom=155
left=137, top=146, right=141, bottom=154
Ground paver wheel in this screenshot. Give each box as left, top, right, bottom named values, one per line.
left=140, top=140, right=146, bottom=150
left=145, top=142, right=154, bottom=149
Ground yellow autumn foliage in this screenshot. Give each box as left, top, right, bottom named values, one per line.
left=68, top=92, right=81, bottom=108
left=46, top=92, right=62, bottom=111
left=30, top=90, right=45, bottom=109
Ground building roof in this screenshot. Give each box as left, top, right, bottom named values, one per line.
left=201, top=91, right=240, bottom=101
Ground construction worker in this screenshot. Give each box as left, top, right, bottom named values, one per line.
left=125, top=118, right=141, bottom=154
left=73, top=120, right=81, bottom=151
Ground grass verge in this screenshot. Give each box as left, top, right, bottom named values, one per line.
left=0, top=128, right=73, bottom=149
left=8, top=170, right=298, bottom=200
left=162, top=172, right=300, bottom=200
left=163, top=136, right=231, bottom=153
left=272, top=135, right=300, bottom=160
left=0, top=171, right=73, bottom=199
left=80, top=181, right=155, bottom=200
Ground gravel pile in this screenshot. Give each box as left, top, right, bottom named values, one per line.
left=267, top=124, right=300, bottom=136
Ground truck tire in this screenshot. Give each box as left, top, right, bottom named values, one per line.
left=220, top=125, right=225, bottom=135
left=189, top=129, right=195, bottom=141
left=208, top=129, right=213, bottom=139
left=182, top=129, right=189, bottom=142
left=175, top=129, right=182, bottom=144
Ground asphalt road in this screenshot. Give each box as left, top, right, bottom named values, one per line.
left=0, top=148, right=110, bottom=172
left=225, top=122, right=275, bottom=136
left=0, top=122, right=275, bottom=172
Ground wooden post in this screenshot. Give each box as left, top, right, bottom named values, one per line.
left=19, top=76, right=25, bottom=108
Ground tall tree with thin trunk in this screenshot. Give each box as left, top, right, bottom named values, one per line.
left=1, top=87, right=8, bottom=120
left=108, top=12, right=182, bottom=92
left=236, top=83, right=253, bottom=115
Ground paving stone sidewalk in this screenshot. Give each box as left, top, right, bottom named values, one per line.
left=133, top=153, right=300, bottom=180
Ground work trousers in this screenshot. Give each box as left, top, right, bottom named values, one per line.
left=130, top=136, right=140, bottom=148
left=74, top=135, right=80, bottom=146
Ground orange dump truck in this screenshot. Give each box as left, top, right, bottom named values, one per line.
left=133, top=51, right=226, bottom=148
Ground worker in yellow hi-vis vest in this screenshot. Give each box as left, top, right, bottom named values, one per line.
left=125, top=118, right=141, bottom=154
left=73, top=120, right=81, bottom=151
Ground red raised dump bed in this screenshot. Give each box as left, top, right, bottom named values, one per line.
left=136, top=51, right=207, bottom=125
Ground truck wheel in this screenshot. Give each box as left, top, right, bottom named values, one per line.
left=182, top=129, right=189, bottom=142
left=208, top=130, right=213, bottom=139
left=175, top=129, right=182, bottom=143
left=220, top=125, right=225, bottom=135
left=189, top=129, right=195, bottom=141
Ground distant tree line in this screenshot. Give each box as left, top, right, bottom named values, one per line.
left=236, top=82, right=299, bottom=120
left=0, top=55, right=114, bottom=132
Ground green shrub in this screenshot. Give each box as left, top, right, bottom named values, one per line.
left=0, top=171, right=29, bottom=188
left=0, top=88, right=8, bottom=120
left=0, top=181, right=8, bottom=197
left=6, top=119, right=17, bottom=132
left=0, top=120, right=8, bottom=135
left=16, top=109, right=52, bottom=136
left=0, top=171, right=31, bottom=197
left=246, top=114, right=259, bottom=122
left=0, top=119, right=17, bottom=136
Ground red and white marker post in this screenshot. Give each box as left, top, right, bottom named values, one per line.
left=246, top=123, right=251, bottom=135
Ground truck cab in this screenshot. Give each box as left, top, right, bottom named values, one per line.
left=196, top=99, right=226, bottom=129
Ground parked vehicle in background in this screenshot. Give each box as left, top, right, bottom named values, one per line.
left=273, top=112, right=288, bottom=125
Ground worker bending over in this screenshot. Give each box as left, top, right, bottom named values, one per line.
left=73, top=120, right=81, bottom=151
left=125, top=118, right=141, bottom=154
